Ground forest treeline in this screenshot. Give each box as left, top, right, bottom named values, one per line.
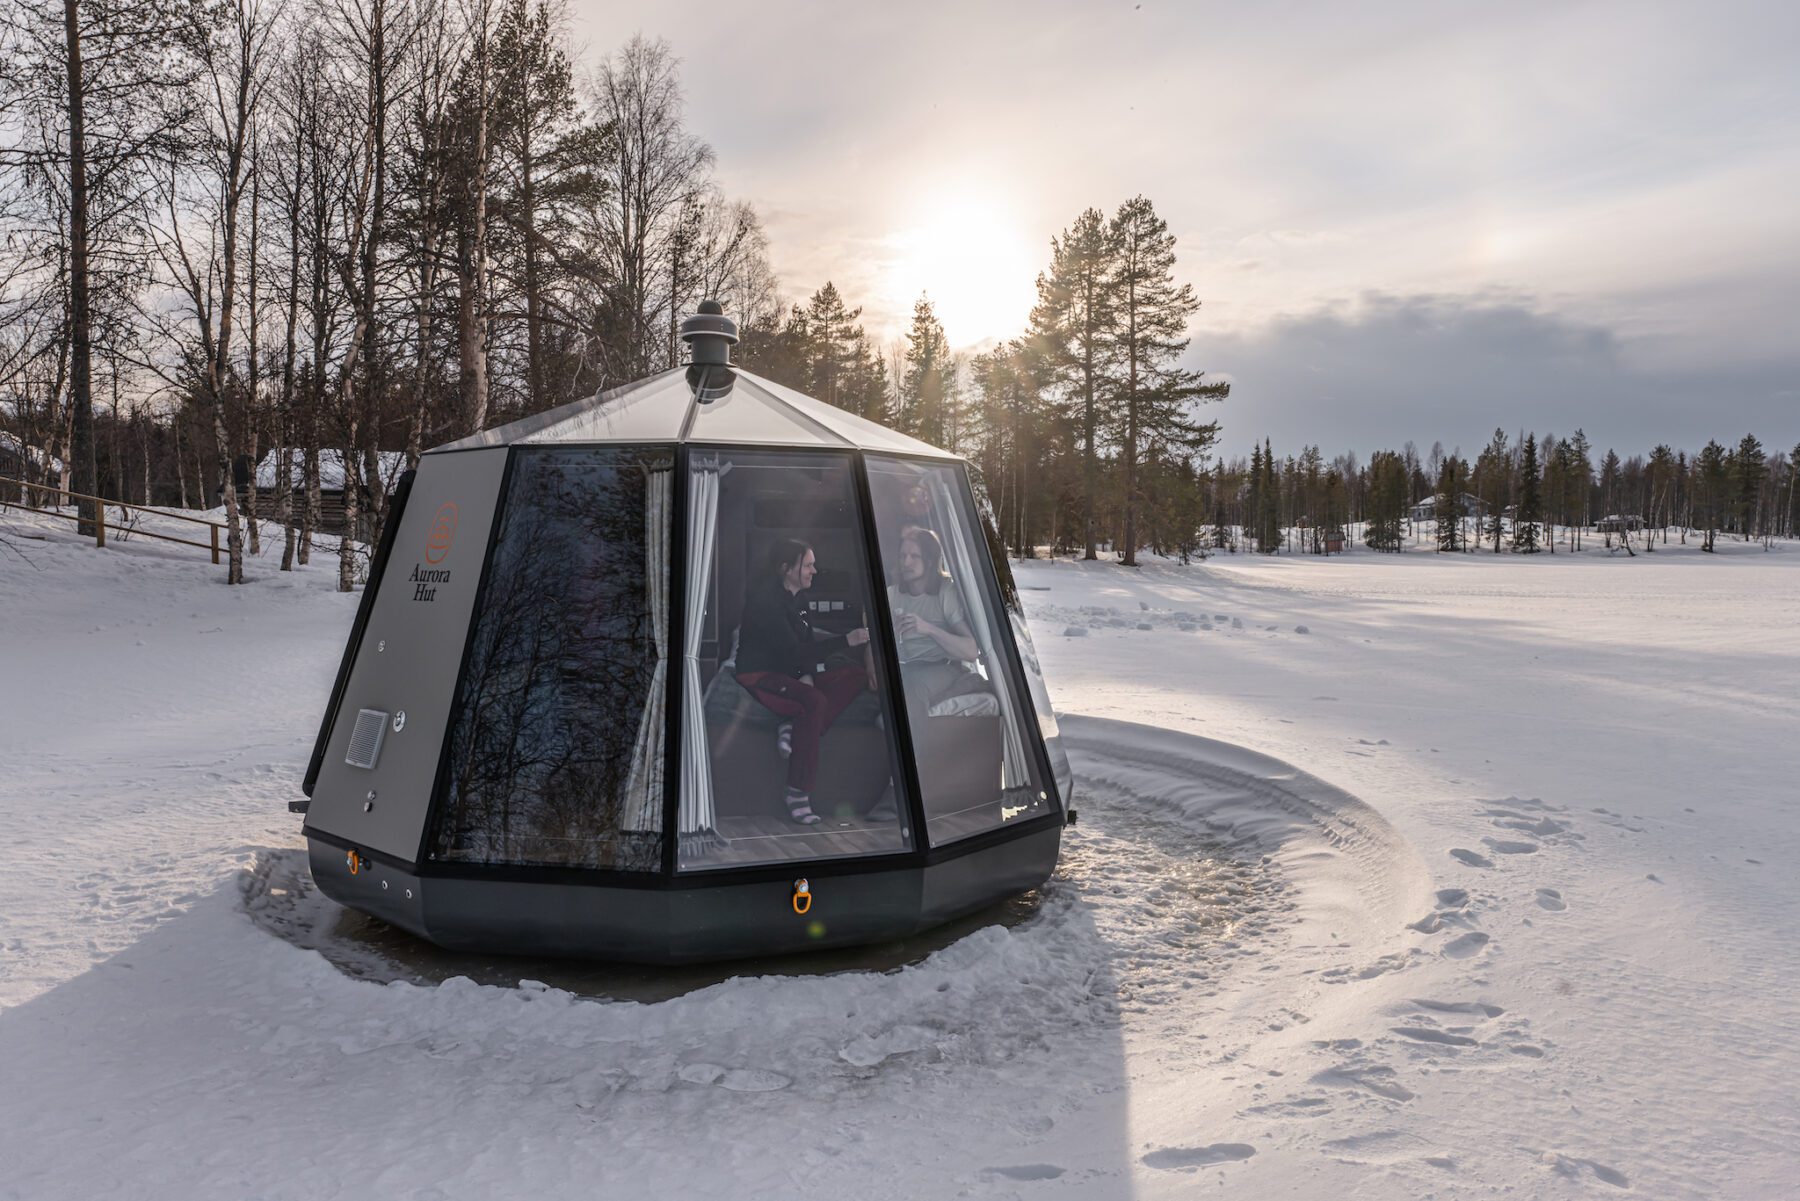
left=1222, top=430, right=1799, bottom=557
left=2, top=0, right=783, bottom=585
left=1, top=0, right=1793, bottom=586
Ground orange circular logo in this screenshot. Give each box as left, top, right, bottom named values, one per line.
left=424, top=502, right=458, bottom=564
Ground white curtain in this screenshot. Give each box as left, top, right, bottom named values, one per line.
left=679, top=461, right=722, bottom=841
left=927, top=473, right=1033, bottom=790
left=623, top=462, right=672, bottom=831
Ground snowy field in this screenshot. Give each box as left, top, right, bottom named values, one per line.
left=2, top=506, right=1797, bottom=1200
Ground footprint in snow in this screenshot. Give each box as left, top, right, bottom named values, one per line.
left=1140, top=1144, right=1256, bottom=1170
left=1536, top=1151, right=1629, bottom=1189
left=1311, top=1063, right=1414, bottom=1102
left=1390, top=1026, right=1480, bottom=1048
left=1534, top=887, right=1567, bottom=911
left=1440, top=932, right=1490, bottom=959
left=676, top=1063, right=792, bottom=1092
left=1409, top=998, right=1504, bottom=1018
left=985, top=1164, right=1065, bottom=1181
left=1481, top=837, right=1539, bottom=855
left=1449, top=848, right=1494, bottom=869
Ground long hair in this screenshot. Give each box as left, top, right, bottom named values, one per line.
left=768, top=537, right=813, bottom=580
left=900, top=526, right=949, bottom=595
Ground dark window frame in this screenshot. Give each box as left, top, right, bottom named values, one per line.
left=410, top=442, right=1066, bottom=889
left=864, top=454, right=1061, bottom=847
left=420, top=444, right=673, bottom=873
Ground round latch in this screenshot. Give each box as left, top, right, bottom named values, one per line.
left=377, top=639, right=386, bottom=652
left=391, top=710, right=407, bottom=733
left=791, top=878, right=812, bottom=915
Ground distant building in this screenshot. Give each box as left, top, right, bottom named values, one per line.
left=0, top=432, right=63, bottom=491
left=1595, top=514, right=1643, bottom=533
left=1409, top=492, right=1488, bottom=523
left=235, top=450, right=408, bottom=537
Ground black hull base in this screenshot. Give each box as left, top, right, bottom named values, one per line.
left=306, top=829, right=1061, bottom=964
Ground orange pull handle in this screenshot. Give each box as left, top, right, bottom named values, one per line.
left=346, top=849, right=363, bottom=875
left=792, top=878, right=812, bottom=915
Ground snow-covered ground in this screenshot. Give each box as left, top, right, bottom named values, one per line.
left=2, top=506, right=1797, bottom=1199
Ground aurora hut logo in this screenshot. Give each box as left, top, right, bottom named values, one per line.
left=424, top=502, right=458, bottom=563
left=410, top=501, right=458, bottom=602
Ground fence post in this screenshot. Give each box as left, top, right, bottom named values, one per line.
left=211, top=524, right=220, bottom=565
left=95, top=498, right=105, bottom=549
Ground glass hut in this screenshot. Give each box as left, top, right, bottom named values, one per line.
left=297, top=304, right=1072, bottom=963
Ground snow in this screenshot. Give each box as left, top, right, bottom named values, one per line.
left=2, top=507, right=1798, bottom=1199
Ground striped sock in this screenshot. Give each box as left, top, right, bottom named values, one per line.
left=776, top=723, right=793, bottom=758
left=784, top=787, right=819, bottom=824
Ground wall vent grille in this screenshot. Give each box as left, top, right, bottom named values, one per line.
left=345, top=708, right=388, bottom=770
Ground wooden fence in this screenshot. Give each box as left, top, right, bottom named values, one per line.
left=1, top=475, right=225, bottom=564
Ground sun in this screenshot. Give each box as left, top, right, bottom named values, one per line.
left=883, top=193, right=1040, bottom=348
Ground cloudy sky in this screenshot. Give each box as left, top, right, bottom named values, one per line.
left=576, top=1, right=1799, bottom=459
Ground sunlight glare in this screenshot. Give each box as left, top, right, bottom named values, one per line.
left=884, top=193, right=1040, bottom=347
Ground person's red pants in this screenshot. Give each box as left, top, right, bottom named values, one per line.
left=736, top=666, right=868, bottom=793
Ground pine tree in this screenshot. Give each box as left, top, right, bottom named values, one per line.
left=1107, top=196, right=1226, bottom=566
left=1514, top=434, right=1542, bottom=552
left=1435, top=456, right=1467, bottom=552
left=1364, top=450, right=1408, bottom=551
left=490, top=0, right=610, bottom=411
left=1788, top=441, right=1800, bottom=539
left=1247, top=441, right=1263, bottom=549
left=1696, top=440, right=1727, bottom=551
left=1731, top=433, right=1766, bottom=539
left=1646, top=444, right=1677, bottom=546
left=1598, top=447, right=1622, bottom=523
left=1565, top=428, right=1593, bottom=549
left=897, top=294, right=953, bottom=446
left=1257, top=438, right=1283, bottom=553
left=1029, top=208, right=1117, bottom=560
left=1474, top=427, right=1509, bottom=552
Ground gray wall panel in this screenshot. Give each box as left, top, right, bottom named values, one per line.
left=305, top=448, right=509, bottom=861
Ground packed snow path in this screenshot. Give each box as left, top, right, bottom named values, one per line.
left=2, top=509, right=1798, bottom=1198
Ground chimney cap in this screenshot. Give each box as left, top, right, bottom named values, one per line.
left=679, top=301, right=738, bottom=367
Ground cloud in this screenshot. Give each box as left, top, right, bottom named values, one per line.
left=1198, top=293, right=1800, bottom=460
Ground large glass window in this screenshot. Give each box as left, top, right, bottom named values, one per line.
left=867, top=457, right=1053, bottom=845
left=971, top=470, right=1072, bottom=810
left=431, top=448, right=671, bottom=870
left=679, top=451, right=913, bottom=870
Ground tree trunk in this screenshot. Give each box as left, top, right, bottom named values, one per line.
left=245, top=140, right=263, bottom=558
left=458, top=18, right=492, bottom=435
left=1081, top=281, right=1097, bottom=561
left=1121, top=278, right=1139, bottom=568
left=174, top=421, right=189, bottom=509
left=63, top=0, right=98, bottom=536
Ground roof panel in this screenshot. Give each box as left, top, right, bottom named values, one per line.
left=428, top=371, right=690, bottom=452
left=423, top=365, right=961, bottom=460
left=683, top=382, right=843, bottom=445
left=737, top=373, right=960, bottom=459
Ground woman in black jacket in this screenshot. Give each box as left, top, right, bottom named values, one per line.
left=735, top=539, right=871, bottom=824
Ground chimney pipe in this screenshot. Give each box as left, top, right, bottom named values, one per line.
left=681, top=300, right=738, bottom=402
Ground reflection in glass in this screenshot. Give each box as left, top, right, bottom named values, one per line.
left=680, top=451, right=912, bottom=870
left=868, top=457, right=1053, bottom=845
left=432, top=448, right=669, bottom=869
left=970, top=469, right=1072, bottom=808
